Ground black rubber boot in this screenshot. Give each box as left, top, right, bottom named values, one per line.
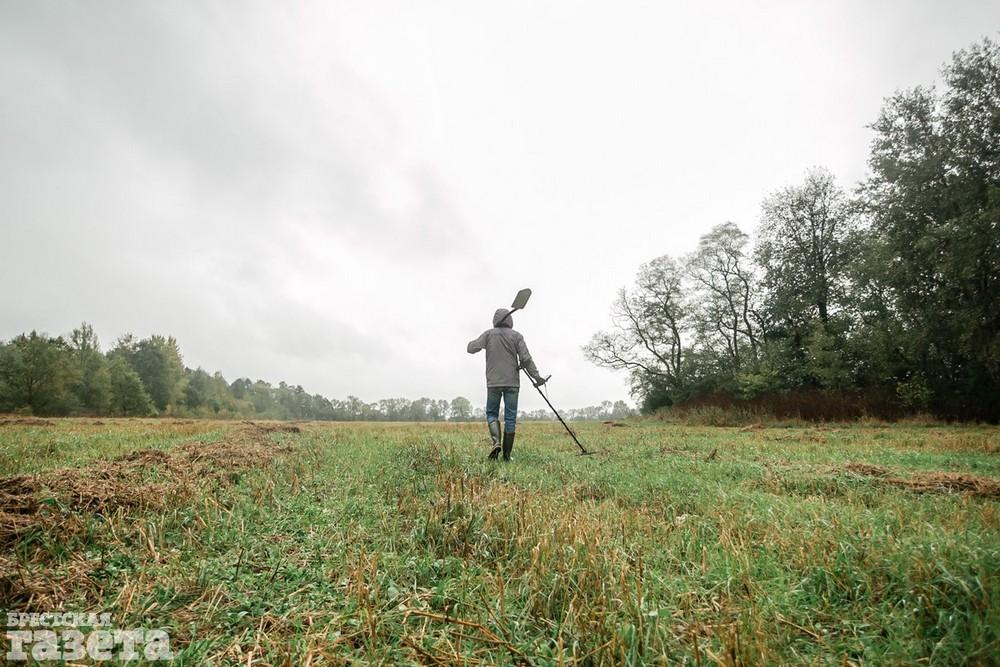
left=487, top=421, right=501, bottom=461
left=502, top=431, right=515, bottom=462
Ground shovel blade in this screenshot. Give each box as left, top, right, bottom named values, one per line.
left=511, top=288, right=532, bottom=310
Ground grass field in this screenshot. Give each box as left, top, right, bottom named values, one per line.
left=2, top=418, right=999, bottom=665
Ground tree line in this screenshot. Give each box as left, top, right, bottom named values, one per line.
left=0, top=324, right=631, bottom=421
left=586, top=39, right=1000, bottom=421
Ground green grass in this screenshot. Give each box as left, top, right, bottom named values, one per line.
left=0, top=418, right=226, bottom=475
left=2, top=419, right=999, bottom=664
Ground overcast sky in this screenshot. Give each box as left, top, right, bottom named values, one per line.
left=2, top=1, right=997, bottom=410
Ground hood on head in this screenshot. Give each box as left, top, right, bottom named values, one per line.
left=493, top=308, right=513, bottom=328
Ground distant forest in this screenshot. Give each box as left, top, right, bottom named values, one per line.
left=586, top=39, right=999, bottom=421
left=0, top=324, right=634, bottom=422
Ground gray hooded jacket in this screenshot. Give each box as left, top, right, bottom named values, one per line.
left=467, top=308, right=543, bottom=388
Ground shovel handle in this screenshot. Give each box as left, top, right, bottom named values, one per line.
left=497, top=307, right=520, bottom=327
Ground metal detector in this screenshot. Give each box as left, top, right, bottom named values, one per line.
left=527, top=374, right=593, bottom=455
left=508, top=288, right=593, bottom=455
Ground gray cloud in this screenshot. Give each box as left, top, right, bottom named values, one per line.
left=2, top=1, right=997, bottom=408
left=1, top=3, right=472, bottom=257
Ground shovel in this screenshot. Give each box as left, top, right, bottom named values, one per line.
left=495, top=288, right=532, bottom=326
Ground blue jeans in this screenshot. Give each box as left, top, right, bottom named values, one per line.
left=486, top=387, right=519, bottom=434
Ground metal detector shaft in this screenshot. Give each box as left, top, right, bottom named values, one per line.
left=527, top=374, right=591, bottom=455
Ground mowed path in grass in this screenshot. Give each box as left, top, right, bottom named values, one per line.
left=1, top=418, right=998, bottom=664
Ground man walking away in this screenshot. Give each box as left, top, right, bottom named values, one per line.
left=467, top=308, right=546, bottom=461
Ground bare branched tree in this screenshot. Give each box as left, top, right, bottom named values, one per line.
left=686, top=222, right=764, bottom=371
left=584, top=256, right=690, bottom=390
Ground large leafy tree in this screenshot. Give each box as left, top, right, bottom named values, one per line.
left=377, top=397, right=412, bottom=421
left=184, top=367, right=212, bottom=410
left=67, top=323, right=110, bottom=414
left=448, top=396, right=473, bottom=421
left=0, top=332, right=74, bottom=415
left=753, top=168, right=861, bottom=392
left=756, top=167, right=859, bottom=328
left=112, top=334, right=186, bottom=413
left=862, top=38, right=1000, bottom=418
left=107, top=356, right=155, bottom=416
